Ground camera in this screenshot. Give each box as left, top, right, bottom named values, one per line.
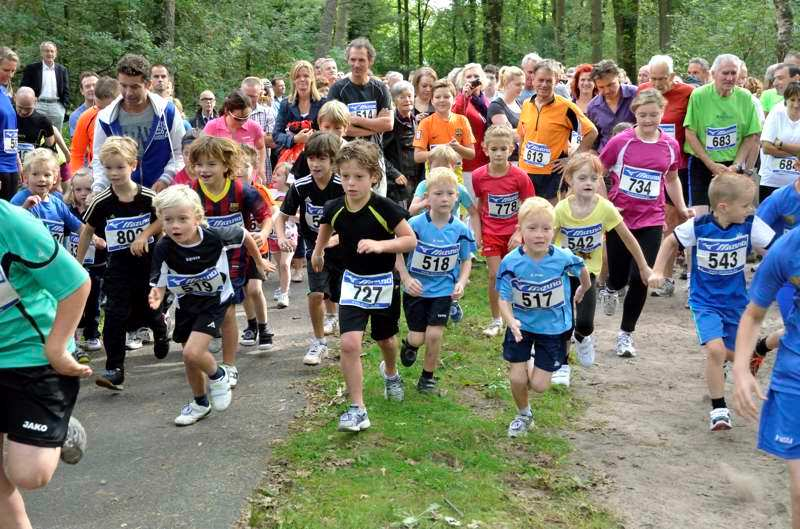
left=470, top=79, right=482, bottom=89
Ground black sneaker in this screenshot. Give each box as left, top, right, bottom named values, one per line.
left=95, top=368, right=124, bottom=391
left=416, top=376, right=438, bottom=395
left=240, top=328, right=257, bottom=347
left=153, top=335, right=170, bottom=359
left=60, top=416, right=87, bottom=465
left=259, top=328, right=274, bottom=350
left=400, top=339, right=417, bottom=367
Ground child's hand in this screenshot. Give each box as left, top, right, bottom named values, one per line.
left=23, top=195, right=41, bottom=209
left=508, top=319, right=523, bottom=342
left=310, top=252, right=324, bottom=273
left=647, top=272, right=664, bottom=290
left=394, top=174, right=408, bottom=186
left=148, top=287, right=163, bottom=310
left=420, top=197, right=430, bottom=210
left=357, top=239, right=384, bottom=254
left=251, top=232, right=265, bottom=247
left=732, top=370, right=766, bottom=422
left=326, top=234, right=340, bottom=248
left=130, top=234, right=150, bottom=256
left=574, top=284, right=587, bottom=304
left=402, top=276, right=423, bottom=297
left=259, top=257, right=277, bottom=274
left=92, top=235, right=107, bottom=250
left=451, top=281, right=466, bottom=300
left=47, top=349, right=92, bottom=378
left=639, top=265, right=654, bottom=287
left=278, top=236, right=295, bottom=252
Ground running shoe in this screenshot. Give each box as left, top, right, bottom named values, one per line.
left=709, top=407, right=733, bottom=431
left=95, top=368, right=124, bottom=391
left=240, top=328, right=257, bottom=347
left=338, top=405, right=370, bottom=432
left=276, top=292, right=290, bottom=308
left=379, top=360, right=404, bottom=401
left=291, top=268, right=305, bottom=283
left=136, top=327, right=154, bottom=344
left=650, top=277, right=675, bottom=297
left=83, top=338, right=102, bottom=352
left=174, top=401, right=212, bottom=426
left=222, top=364, right=239, bottom=389
left=507, top=413, right=533, bottom=438
left=599, top=288, right=619, bottom=317
left=575, top=335, right=595, bottom=367
left=482, top=319, right=503, bottom=337
left=323, top=315, right=339, bottom=336
left=60, top=416, right=87, bottom=464
left=551, top=364, right=571, bottom=387
left=153, top=335, right=170, bottom=360
left=400, top=338, right=418, bottom=367
left=208, top=366, right=232, bottom=411
left=449, top=301, right=464, bottom=323
left=259, top=326, right=274, bottom=350
left=273, top=288, right=281, bottom=301
left=615, top=331, right=636, bottom=358
left=74, top=350, right=91, bottom=365
left=125, top=332, right=143, bottom=351
left=303, top=339, right=327, bottom=365
left=417, top=376, right=439, bottom=395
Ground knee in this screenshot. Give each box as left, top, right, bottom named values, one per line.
left=425, top=327, right=444, bottom=343
left=340, top=334, right=362, bottom=356
left=182, top=344, right=204, bottom=364
left=7, top=466, right=53, bottom=491
left=530, top=378, right=551, bottom=393
left=246, top=281, right=261, bottom=298
left=509, top=368, right=528, bottom=388
left=705, top=343, right=727, bottom=364
left=308, top=292, right=324, bottom=303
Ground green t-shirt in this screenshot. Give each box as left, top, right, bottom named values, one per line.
left=0, top=201, right=88, bottom=368
left=683, top=84, right=762, bottom=162
left=761, top=88, right=784, bottom=114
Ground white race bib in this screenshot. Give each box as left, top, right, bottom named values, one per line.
left=409, top=241, right=460, bottom=276
left=105, top=213, right=153, bottom=253
left=696, top=236, right=747, bottom=276
left=17, top=142, right=34, bottom=163
left=487, top=192, right=519, bottom=219
left=0, top=266, right=20, bottom=313
left=304, top=203, right=324, bottom=233
left=429, top=143, right=445, bottom=151
left=511, top=277, right=566, bottom=310
left=570, top=131, right=580, bottom=145
left=206, top=212, right=244, bottom=229
left=3, top=129, right=18, bottom=154
left=561, top=224, right=603, bottom=254
left=705, top=125, right=737, bottom=152
left=659, top=123, right=676, bottom=138
left=340, top=270, right=394, bottom=309
left=67, top=233, right=95, bottom=265
left=166, top=268, right=225, bottom=296
left=41, top=219, right=65, bottom=244
left=523, top=141, right=551, bottom=168
left=347, top=101, right=377, bottom=120
left=771, top=156, right=799, bottom=178
left=619, top=165, right=661, bottom=201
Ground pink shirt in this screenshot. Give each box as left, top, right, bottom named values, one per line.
left=203, top=116, right=264, bottom=148
left=173, top=167, right=194, bottom=186
left=599, top=127, right=680, bottom=230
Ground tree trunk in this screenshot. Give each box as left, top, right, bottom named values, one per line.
left=398, top=0, right=406, bottom=68
left=316, top=0, right=338, bottom=57
left=483, top=0, right=503, bottom=64
left=333, top=0, right=350, bottom=48
left=612, top=0, right=638, bottom=76
left=450, top=3, right=458, bottom=63
left=403, top=0, right=411, bottom=67
left=540, top=0, right=547, bottom=25
left=658, top=0, right=671, bottom=49
left=163, top=0, right=175, bottom=48
left=591, top=0, right=603, bottom=62
left=417, top=0, right=432, bottom=66
left=554, top=0, right=565, bottom=60
left=463, top=0, right=477, bottom=62
left=774, top=0, right=794, bottom=62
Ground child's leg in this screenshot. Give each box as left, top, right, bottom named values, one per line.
left=182, top=332, right=218, bottom=396
left=573, top=276, right=597, bottom=340
left=422, top=326, right=445, bottom=373
left=221, top=305, right=238, bottom=366
left=509, top=362, right=530, bottom=410
left=279, top=251, right=291, bottom=294
left=81, top=269, right=103, bottom=340
left=788, top=460, right=800, bottom=529
left=618, top=227, right=661, bottom=333
left=0, top=439, right=31, bottom=528
left=529, top=367, right=553, bottom=393
left=247, top=279, right=268, bottom=323
left=101, top=276, right=130, bottom=371
left=704, top=338, right=729, bottom=403
left=340, top=330, right=365, bottom=407
left=406, top=330, right=425, bottom=348
left=324, top=299, right=338, bottom=318
left=487, top=255, right=502, bottom=319
left=3, top=437, right=60, bottom=492
left=308, top=292, right=326, bottom=339
left=376, top=335, right=399, bottom=377
left=242, top=292, right=255, bottom=322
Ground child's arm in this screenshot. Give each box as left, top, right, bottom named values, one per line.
left=664, top=170, right=692, bottom=220
left=470, top=199, right=482, bottom=247
left=131, top=219, right=163, bottom=256
left=647, top=234, right=678, bottom=289
left=46, top=278, right=93, bottom=377
left=452, top=258, right=472, bottom=300
left=408, top=195, right=428, bottom=215
left=395, top=254, right=423, bottom=297
left=75, top=223, right=96, bottom=264
left=498, top=299, right=522, bottom=342
left=275, top=212, right=296, bottom=252
left=22, top=195, right=42, bottom=209
left=732, top=303, right=768, bottom=422
left=613, top=221, right=653, bottom=284
left=414, top=147, right=429, bottom=164
left=243, top=231, right=276, bottom=274
left=449, top=140, right=475, bottom=160
left=357, top=219, right=417, bottom=255
left=310, top=223, right=333, bottom=272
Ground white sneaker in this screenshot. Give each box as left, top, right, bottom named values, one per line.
left=323, top=315, right=339, bottom=336
left=575, top=335, right=595, bottom=367
left=276, top=292, right=290, bottom=308
left=137, top=326, right=154, bottom=344
left=482, top=319, right=503, bottom=337
left=650, top=278, right=675, bottom=297
left=551, top=364, right=571, bottom=387
left=303, top=339, right=327, bottom=365
left=615, top=331, right=636, bottom=357
left=222, top=363, right=238, bottom=389
left=125, top=332, right=143, bottom=350
left=709, top=407, right=733, bottom=431
left=208, top=366, right=232, bottom=411
left=291, top=268, right=305, bottom=283
left=273, top=288, right=281, bottom=301
left=599, top=288, right=619, bottom=317
left=174, top=401, right=212, bottom=426
left=83, top=338, right=103, bottom=352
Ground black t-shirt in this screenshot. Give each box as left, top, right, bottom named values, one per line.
left=17, top=111, right=55, bottom=160
left=83, top=185, right=157, bottom=274
left=487, top=99, right=520, bottom=159
left=150, top=226, right=245, bottom=311
left=281, top=173, right=344, bottom=244
left=320, top=192, right=408, bottom=275
left=328, top=77, right=392, bottom=145
left=69, top=205, right=107, bottom=267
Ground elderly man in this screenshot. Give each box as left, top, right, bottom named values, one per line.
left=20, top=41, right=70, bottom=132
left=637, top=65, right=650, bottom=84
left=762, top=62, right=800, bottom=114
left=683, top=54, right=761, bottom=216
left=240, top=76, right=273, bottom=182
left=586, top=59, right=638, bottom=149
left=0, top=47, right=19, bottom=200
left=687, top=57, right=711, bottom=86
left=68, top=71, right=98, bottom=136
left=15, top=87, right=56, bottom=164
left=190, top=90, right=218, bottom=129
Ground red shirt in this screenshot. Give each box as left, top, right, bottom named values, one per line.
left=638, top=82, right=693, bottom=168
left=452, top=93, right=490, bottom=172
left=472, top=163, right=535, bottom=236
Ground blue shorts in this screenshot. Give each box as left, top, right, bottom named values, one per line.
left=691, top=305, right=740, bottom=351
left=502, top=328, right=569, bottom=372
left=758, top=389, right=800, bottom=459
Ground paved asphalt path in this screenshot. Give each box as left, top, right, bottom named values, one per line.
left=26, top=276, right=318, bottom=529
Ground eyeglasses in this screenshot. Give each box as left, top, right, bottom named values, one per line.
left=200, top=97, right=215, bottom=102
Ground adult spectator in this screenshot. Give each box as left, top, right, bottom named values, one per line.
left=517, top=59, right=597, bottom=202
left=385, top=71, right=403, bottom=89
left=0, top=46, right=19, bottom=200
left=272, top=76, right=286, bottom=113
left=570, top=63, right=597, bottom=113
left=412, top=66, right=437, bottom=120
left=683, top=53, right=761, bottom=215
left=686, top=57, right=710, bottom=86
left=68, top=72, right=98, bottom=136
left=20, top=41, right=69, bottom=132
left=638, top=65, right=650, bottom=84
left=204, top=89, right=267, bottom=182
left=453, top=63, right=491, bottom=188
left=319, top=58, right=338, bottom=87
left=484, top=64, right=499, bottom=99
left=761, top=63, right=800, bottom=115
left=487, top=66, right=523, bottom=160
left=383, top=80, right=419, bottom=206
left=273, top=60, right=325, bottom=156
left=69, top=77, right=119, bottom=174
left=759, top=81, right=800, bottom=201
left=91, top=54, right=184, bottom=193
left=242, top=76, right=275, bottom=182
left=15, top=87, right=56, bottom=164
left=328, top=38, right=393, bottom=195
left=150, top=64, right=172, bottom=99
left=519, top=52, right=542, bottom=103
left=586, top=59, right=638, bottom=149
left=190, top=90, right=218, bottom=129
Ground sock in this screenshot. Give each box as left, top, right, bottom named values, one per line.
left=258, top=322, right=269, bottom=335
left=326, top=313, right=337, bottom=320
left=314, top=336, right=326, bottom=345
left=247, top=318, right=257, bottom=332
left=518, top=405, right=532, bottom=417
left=194, top=395, right=209, bottom=407
left=421, top=369, right=434, bottom=380
left=711, top=397, right=727, bottom=410
left=755, top=336, right=771, bottom=357
left=574, top=332, right=585, bottom=343
left=493, top=317, right=502, bottom=324
left=209, top=366, right=225, bottom=381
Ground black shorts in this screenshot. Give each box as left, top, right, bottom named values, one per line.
left=0, top=171, right=20, bottom=202
left=173, top=301, right=230, bottom=344
left=306, top=257, right=343, bottom=302
left=245, top=256, right=266, bottom=281
left=528, top=172, right=561, bottom=200
left=665, top=167, right=690, bottom=206
left=403, top=294, right=451, bottom=332
left=687, top=156, right=732, bottom=206
left=502, top=328, right=569, bottom=372
left=339, top=283, right=402, bottom=341
left=0, top=365, right=79, bottom=448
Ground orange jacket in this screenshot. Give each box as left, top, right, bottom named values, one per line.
left=69, top=106, right=99, bottom=174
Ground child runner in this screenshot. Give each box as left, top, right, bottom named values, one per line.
left=553, top=153, right=652, bottom=385
left=148, top=185, right=271, bottom=425
left=277, top=132, right=345, bottom=366
left=472, top=125, right=536, bottom=337
left=497, top=197, right=590, bottom=437
left=651, top=173, right=774, bottom=430
left=269, top=161, right=298, bottom=308
left=311, top=140, right=416, bottom=432
left=396, top=167, right=476, bottom=393
left=77, top=137, right=170, bottom=390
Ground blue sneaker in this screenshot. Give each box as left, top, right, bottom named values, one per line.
left=449, top=301, right=464, bottom=323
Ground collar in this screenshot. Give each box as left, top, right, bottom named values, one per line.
left=42, top=62, right=56, bottom=71
left=198, top=178, right=232, bottom=203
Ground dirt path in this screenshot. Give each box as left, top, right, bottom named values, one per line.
left=568, top=283, right=790, bottom=529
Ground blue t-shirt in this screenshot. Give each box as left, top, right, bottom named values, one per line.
left=757, top=182, right=800, bottom=237
left=750, top=228, right=800, bottom=395
left=405, top=212, right=476, bottom=298
left=10, top=191, right=82, bottom=244
left=413, top=180, right=474, bottom=215
left=674, top=214, right=774, bottom=312
left=0, top=86, right=17, bottom=173
left=496, top=245, right=584, bottom=334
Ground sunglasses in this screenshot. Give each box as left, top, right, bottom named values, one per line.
left=229, top=113, right=250, bottom=122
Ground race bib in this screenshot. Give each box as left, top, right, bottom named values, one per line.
left=619, top=165, right=661, bottom=201
left=561, top=224, right=603, bottom=254
left=206, top=212, right=244, bottom=229
left=340, top=270, right=394, bottom=309
left=523, top=141, right=551, bottom=168
left=659, top=123, right=676, bottom=138
left=705, top=125, right=737, bottom=152
left=41, top=219, right=65, bottom=244
left=347, top=101, right=377, bottom=120
left=166, top=267, right=225, bottom=296
left=105, top=213, right=153, bottom=253
left=304, top=203, right=324, bottom=232
left=3, top=129, right=17, bottom=154
left=409, top=241, right=460, bottom=276
left=696, top=236, right=747, bottom=276
left=17, top=142, right=34, bottom=163
left=771, top=156, right=799, bottom=178
left=570, top=131, right=580, bottom=145
left=511, top=277, right=565, bottom=310
left=429, top=143, right=446, bottom=151
left=0, top=266, right=20, bottom=313
left=487, top=192, right=519, bottom=219
left=67, top=233, right=95, bottom=265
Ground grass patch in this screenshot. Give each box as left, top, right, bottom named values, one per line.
left=244, top=266, right=621, bottom=529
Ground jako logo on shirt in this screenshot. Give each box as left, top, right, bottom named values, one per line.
left=22, top=420, right=48, bottom=432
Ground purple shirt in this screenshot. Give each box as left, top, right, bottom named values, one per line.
left=586, top=83, right=638, bottom=149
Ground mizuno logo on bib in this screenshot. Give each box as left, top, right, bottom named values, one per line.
left=347, top=101, right=377, bottom=120
left=619, top=165, right=661, bottom=200
left=41, top=219, right=65, bottom=244
left=166, top=268, right=225, bottom=296
left=523, top=141, right=551, bottom=168
left=340, top=270, right=394, bottom=309
left=696, top=236, right=747, bottom=275
left=105, top=214, right=153, bottom=252
left=409, top=241, right=459, bottom=276
left=206, top=213, right=243, bottom=229
left=561, top=224, right=602, bottom=253
left=3, top=129, right=17, bottom=154
left=705, top=125, right=737, bottom=151
left=511, top=277, right=565, bottom=310
left=488, top=192, right=519, bottom=219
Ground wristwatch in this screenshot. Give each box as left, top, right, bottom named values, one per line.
left=776, top=139, right=784, bottom=149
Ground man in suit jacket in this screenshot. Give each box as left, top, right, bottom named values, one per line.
left=20, top=41, right=70, bottom=132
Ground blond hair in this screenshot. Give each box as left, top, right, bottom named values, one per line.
left=317, top=100, right=351, bottom=128
left=153, top=185, right=206, bottom=222
left=288, top=60, right=322, bottom=104
left=498, top=66, right=524, bottom=90
left=22, top=148, right=59, bottom=175
left=708, top=172, right=754, bottom=210
left=99, top=136, right=138, bottom=166
left=518, top=196, right=555, bottom=225
left=425, top=167, right=459, bottom=191
left=428, top=144, right=461, bottom=168
left=483, top=124, right=516, bottom=146
left=631, top=88, right=666, bottom=112
left=65, top=168, right=93, bottom=206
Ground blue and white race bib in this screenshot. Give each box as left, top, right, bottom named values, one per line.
left=561, top=224, right=603, bottom=253
left=67, top=233, right=95, bottom=265
left=511, top=277, right=565, bottom=310
left=105, top=213, right=153, bottom=253
left=166, top=267, right=225, bottom=296
left=340, top=270, right=394, bottom=309
left=487, top=192, right=519, bottom=219
left=3, top=129, right=18, bottom=154
left=41, top=219, right=65, bottom=244
left=409, top=241, right=459, bottom=276
left=523, top=141, right=551, bottom=168
left=771, top=156, right=799, bottom=178
left=659, top=123, right=676, bottom=138
left=696, top=236, right=747, bottom=276
left=206, top=212, right=244, bottom=229
left=705, top=125, right=737, bottom=151
left=304, top=203, right=324, bottom=232
left=347, top=101, right=377, bottom=120
left=0, top=266, right=20, bottom=313
left=619, top=165, right=661, bottom=200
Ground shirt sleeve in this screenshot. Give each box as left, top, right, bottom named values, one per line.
left=598, top=137, right=619, bottom=169
left=59, top=199, right=83, bottom=235
left=83, top=196, right=104, bottom=231
left=564, top=250, right=586, bottom=276
left=379, top=196, right=410, bottom=231
left=377, top=83, right=392, bottom=113
left=413, top=118, right=430, bottom=150
left=215, top=226, right=247, bottom=249
left=683, top=91, right=698, bottom=132
left=673, top=217, right=697, bottom=249
left=150, top=240, right=169, bottom=288
left=756, top=192, right=781, bottom=231
left=600, top=199, right=623, bottom=232
left=460, top=116, right=476, bottom=146
left=761, top=110, right=780, bottom=143
left=280, top=184, right=302, bottom=216
left=458, top=184, right=475, bottom=209
left=458, top=223, right=477, bottom=259
left=243, top=185, right=269, bottom=223
left=742, top=93, right=763, bottom=137
left=518, top=167, right=535, bottom=199
left=749, top=235, right=794, bottom=308
left=751, top=216, right=776, bottom=250
left=413, top=181, right=427, bottom=198
left=496, top=261, right=514, bottom=301
left=320, top=198, right=343, bottom=227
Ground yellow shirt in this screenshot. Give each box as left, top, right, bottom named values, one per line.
left=554, top=195, right=622, bottom=275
